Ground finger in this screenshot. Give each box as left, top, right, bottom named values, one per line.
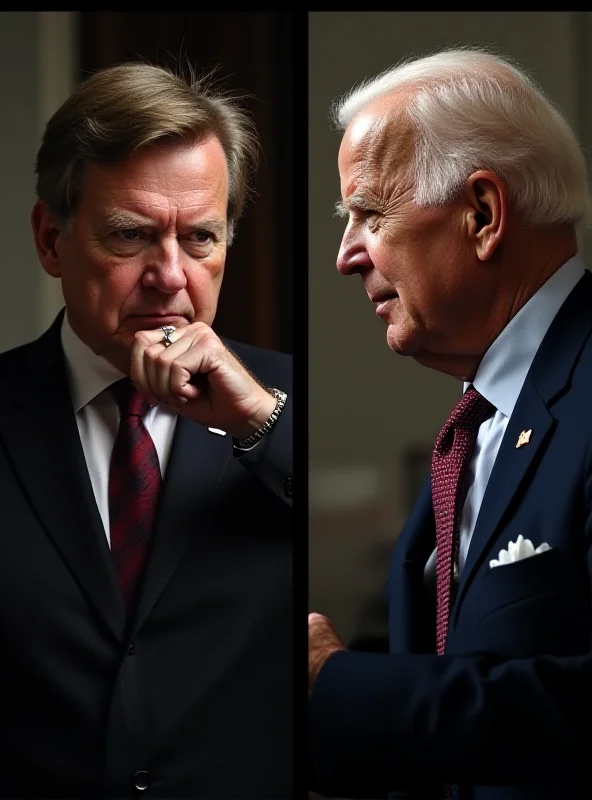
left=170, top=360, right=201, bottom=401
left=147, top=337, right=185, bottom=402
left=166, top=332, right=224, bottom=390
left=132, top=324, right=190, bottom=348
left=152, top=334, right=200, bottom=402
left=144, top=342, right=171, bottom=403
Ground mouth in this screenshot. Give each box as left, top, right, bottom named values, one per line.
left=126, top=314, right=189, bottom=328
left=371, top=293, right=399, bottom=316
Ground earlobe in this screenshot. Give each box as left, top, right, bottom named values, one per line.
left=31, top=201, right=63, bottom=278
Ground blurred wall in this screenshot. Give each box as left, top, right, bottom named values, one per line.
left=309, top=12, right=592, bottom=646
left=0, top=12, right=76, bottom=352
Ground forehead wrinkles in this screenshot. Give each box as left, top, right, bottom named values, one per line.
left=109, top=192, right=224, bottom=213
left=352, top=109, right=416, bottom=200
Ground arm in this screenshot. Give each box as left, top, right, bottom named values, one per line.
left=310, top=647, right=591, bottom=794
left=310, top=438, right=592, bottom=795
left=127, top=325, right=293, bottom=508
left=234, top=393, right=292, bottom=507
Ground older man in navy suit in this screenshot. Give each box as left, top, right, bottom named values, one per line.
left=309, top=49, right=592, bottom=799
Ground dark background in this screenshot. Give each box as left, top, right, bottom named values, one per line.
left=80, top=11, right=293, bottom=354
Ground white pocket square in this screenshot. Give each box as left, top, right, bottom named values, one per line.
left=489, top=534, right=551, bottom=568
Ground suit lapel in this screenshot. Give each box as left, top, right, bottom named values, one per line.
left=131, top=416, right=233, bottom=635
left=451, top=271, right=592, bottom=626
left=451, top=381, right=554, bottom=623
left=0, top=316, right=126, bottom=642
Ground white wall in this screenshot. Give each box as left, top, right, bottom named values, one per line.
left=309, top=12, right=592, bottom=644
left=0, top=12, right=77, bottom=352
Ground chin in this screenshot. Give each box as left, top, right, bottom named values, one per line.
left=386, top=323, right=421, bottom=356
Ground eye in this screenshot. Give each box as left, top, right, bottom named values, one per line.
left=191, top=230, right=214, bottom=244
left=350, top=207, right=377, bottom=221
left=117, top=229, right=140, bottom=241
left=367, top=213, right=381, bottom=231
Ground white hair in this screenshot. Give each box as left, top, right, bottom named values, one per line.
left=334, top=48, right=591, bottom=228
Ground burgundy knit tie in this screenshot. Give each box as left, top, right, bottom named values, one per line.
left=432, top=386, right=495, bottom=656
left=109, top=379, right=162, bottom=615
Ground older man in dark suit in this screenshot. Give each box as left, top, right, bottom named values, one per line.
left=310, top=48, right=592, bottom=800
left=0, top=62, right=292, bottom=798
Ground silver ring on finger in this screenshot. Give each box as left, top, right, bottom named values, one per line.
left=160, top=325, right=176, bottom=348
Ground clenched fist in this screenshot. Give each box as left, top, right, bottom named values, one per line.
left=130, top=322, right=277, bottom=439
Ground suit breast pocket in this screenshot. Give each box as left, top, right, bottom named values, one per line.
left=460, top=548, right=588, bottom=657
left=479, top=545, right=562, bottom=616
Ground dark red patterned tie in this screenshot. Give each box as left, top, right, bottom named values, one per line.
left=108, top=379, right=162, bottom=615
left=432, top=386, right=495, bottom=656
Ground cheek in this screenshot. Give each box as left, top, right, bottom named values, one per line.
left=61, top=241, right=123, bottom=289
left=186, top=258, right=225, bottom=303
left=74, top=256, right=145, bottom=320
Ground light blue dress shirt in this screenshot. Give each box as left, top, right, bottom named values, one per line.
left=424, top=256, right=586, bottom=583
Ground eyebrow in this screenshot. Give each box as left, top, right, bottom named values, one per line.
left=103, top=210, right=156, bottom=229
left=334, top=192, right=375, bottom=217
left=102, top=210, right=227, bottom=239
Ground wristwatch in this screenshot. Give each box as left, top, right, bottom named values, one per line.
left=233, top=388, right=288, bottom=451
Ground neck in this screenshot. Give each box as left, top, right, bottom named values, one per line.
left=417, top=225, right=579, bottom=382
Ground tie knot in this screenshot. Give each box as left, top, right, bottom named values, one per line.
left=436, top=386, right=495, bottom=455
left=110, top=378, right=149, bottom=418
left=449, top=386, right=495, bottom=430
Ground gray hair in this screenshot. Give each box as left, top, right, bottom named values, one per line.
left=35, top=62, right=260, bottom=245
left=333, top=48, right=591, bottom=228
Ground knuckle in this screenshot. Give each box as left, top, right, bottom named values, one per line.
left=145, top=343, right=163, bottom=361
left=195, top=322, right=218, bottom=345
left=134, top=331, right=152, bottom=347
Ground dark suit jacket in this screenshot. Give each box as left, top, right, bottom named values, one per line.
left=310, top=271, right=592, bottom=800
left=0, top=311, right=293, bottom=799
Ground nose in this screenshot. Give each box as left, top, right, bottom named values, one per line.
left=336, top=223, right=372, bottom=276
left=142, top=239, right=187, bottom=294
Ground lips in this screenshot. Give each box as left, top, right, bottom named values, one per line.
left=369, top=291, right=398, bottom=304
left=372, top=293, right=399, bottom=318
left=127, top=314, right=188, bottom=327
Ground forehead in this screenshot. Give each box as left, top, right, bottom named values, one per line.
left=79, top=136, right=229, bottom=219
left=338, top=96, right=414, bottom=197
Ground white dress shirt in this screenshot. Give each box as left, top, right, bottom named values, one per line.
left=424, top=255, right=586, bottom=582
left=61, top=314, right=178, bottom=545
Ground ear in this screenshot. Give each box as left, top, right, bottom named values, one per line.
left=464, top=170, right=507, bottom=261
left=31, top=201, right=65, bottom=278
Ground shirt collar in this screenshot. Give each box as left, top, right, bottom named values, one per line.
left=463, top=255, right=586, bottom=418
left=61, top=312, right=126, bottom=412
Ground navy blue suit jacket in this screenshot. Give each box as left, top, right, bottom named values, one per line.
left=310, top=271, right=592, bottom=800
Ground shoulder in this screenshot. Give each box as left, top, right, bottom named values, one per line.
left=222, top=337, right=292, bottom=391
left=0, top=311, right=64, bottom=387
left=0, top=339, right=40, bottom=385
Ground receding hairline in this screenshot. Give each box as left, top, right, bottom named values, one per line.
left=339, top=94, right=417, bottom=185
